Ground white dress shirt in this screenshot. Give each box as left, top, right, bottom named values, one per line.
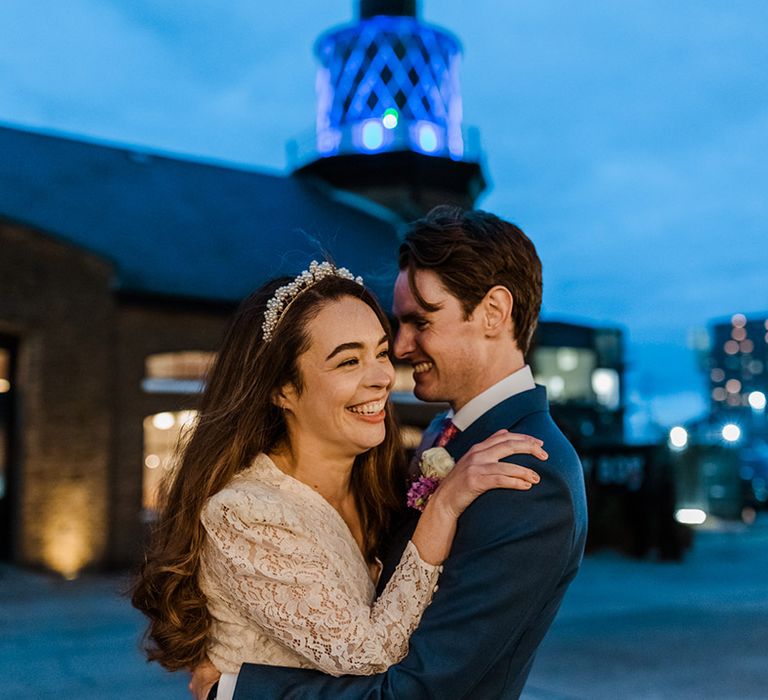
left=450, top=365, right=535, bottom=431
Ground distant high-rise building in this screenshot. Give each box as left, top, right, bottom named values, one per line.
left=675, top=313, right=768, bottom=517
left=707, top=313, right=768, bottom=418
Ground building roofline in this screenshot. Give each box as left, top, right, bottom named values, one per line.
left=0, top=120, right=285, bottom=179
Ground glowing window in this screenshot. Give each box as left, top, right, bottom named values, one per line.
left=533, top=347, right=597, bottom=404
left=143, top=410, right=198, bottom=511
left=143, top=351, right=215, bottom=394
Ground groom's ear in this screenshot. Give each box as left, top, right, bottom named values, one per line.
left=481, top=285, right=514, bottom=337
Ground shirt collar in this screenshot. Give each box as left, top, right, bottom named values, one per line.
left=449, top=365, right=536, bottom=431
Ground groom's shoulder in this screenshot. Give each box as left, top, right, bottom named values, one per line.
left=518, top=410, right=578, bottom=461
left=469, top=406, right=584, bottom=512
left=462, top=391, right=581, bottom=475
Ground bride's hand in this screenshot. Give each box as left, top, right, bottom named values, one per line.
left=430, top=430, right=546, bottom=520
left=188, top=656, right=221, bottom=700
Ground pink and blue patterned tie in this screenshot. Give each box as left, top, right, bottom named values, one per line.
left=434, top=418, right=459, bottom=448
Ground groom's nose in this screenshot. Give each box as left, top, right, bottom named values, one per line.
left=393, top=326, right=413, bottom=359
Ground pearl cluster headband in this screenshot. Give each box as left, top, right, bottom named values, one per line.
left=261, top=260, right=364, bottom=342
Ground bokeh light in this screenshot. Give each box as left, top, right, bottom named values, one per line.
left=382, top=108, right=399, bottom=129
left=361, top=120, right=384, bottom=150
left=748, top=391, right=766, bottom=410
left=669, top=426, right=688, bottom=449
left=152, top=412, right=175, bottom=430
left=675, top=508, right=706, bottom=525
left=417, top=122, right=438, bottom=152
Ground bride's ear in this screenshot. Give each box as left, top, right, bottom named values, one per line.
left=272, top=384, right=297, bottom=413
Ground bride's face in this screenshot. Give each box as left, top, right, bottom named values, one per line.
left=279, top=296, right=394, bottom=459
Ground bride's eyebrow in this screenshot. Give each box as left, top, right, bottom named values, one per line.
left=325, top=335, right=389, bottom=361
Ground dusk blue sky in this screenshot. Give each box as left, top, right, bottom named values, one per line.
left=2, top=1, right=766, bottom=438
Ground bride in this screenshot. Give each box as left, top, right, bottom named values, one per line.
left=131, top=262, right=544, bottom=692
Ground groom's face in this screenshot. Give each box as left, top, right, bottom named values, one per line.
left=392, top=268, right=487, bottom=411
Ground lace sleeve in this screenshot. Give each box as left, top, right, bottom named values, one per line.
left=202, top=489, right=441, bottom=676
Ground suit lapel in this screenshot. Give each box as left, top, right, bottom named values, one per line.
left=445, top=386, right=548, bottom=461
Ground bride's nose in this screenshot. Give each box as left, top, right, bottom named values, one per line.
left=365, top=361, right=394, bottom=389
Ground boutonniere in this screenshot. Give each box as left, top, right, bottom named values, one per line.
left=406, top=447, right=456, bottom=511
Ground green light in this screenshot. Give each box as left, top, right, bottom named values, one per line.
left=382, top=108, right=399, bottom=129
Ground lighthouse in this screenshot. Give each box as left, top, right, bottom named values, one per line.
left=293, top=0, right=487, bottom=220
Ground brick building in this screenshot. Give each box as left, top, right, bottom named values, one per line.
left=0, top=124, right=407, bottom=575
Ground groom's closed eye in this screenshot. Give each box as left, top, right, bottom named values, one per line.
left=398, top=313, right=429, bottom=329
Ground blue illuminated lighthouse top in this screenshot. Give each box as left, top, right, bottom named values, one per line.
left=314, top=0, right=466, bottom=160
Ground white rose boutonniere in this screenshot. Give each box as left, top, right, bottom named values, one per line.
left=406, top=447, right=457, bottom=511
left=419, top=447, right=456, bottom=479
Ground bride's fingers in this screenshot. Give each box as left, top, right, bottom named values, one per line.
left=467, top=431, right=544, bottom=454
left=463, top=461, right=540, bottom=487
left=474, top=438, right=548, bottom=462
left=481, top=474, right=538, bottom=491
left=492, top=462, right=540, bottom=483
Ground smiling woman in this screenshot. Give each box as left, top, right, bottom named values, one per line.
left=131, top=262, right=543, bottom=684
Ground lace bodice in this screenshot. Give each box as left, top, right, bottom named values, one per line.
left=199, top=453, right=441, bottom=676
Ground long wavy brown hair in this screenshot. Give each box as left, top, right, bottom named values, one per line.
left=131, top=274, right=407, bottom=671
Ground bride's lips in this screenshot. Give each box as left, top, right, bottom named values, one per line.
left=346, top=398, right=387, bottom=423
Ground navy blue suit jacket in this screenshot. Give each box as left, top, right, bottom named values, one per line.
left=233, top=386, right=587, bottom=699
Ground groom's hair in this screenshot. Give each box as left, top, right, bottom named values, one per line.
left=399, top=205, right=542, bottom=355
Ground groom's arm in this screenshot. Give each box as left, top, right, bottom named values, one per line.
left=233, top=448, right=580, bottom=700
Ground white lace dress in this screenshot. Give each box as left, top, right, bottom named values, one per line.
left=199, top=453, right=441, bottom=676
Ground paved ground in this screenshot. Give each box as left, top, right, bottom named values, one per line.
left=2, top=517, right=767, bottom=700
left=523, top=517, right=768, bottom=700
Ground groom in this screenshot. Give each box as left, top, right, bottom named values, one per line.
left=198, top=206, right=588, bottom=699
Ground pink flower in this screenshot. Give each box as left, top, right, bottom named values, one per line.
left=406, top=476, right=440, bottom=512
